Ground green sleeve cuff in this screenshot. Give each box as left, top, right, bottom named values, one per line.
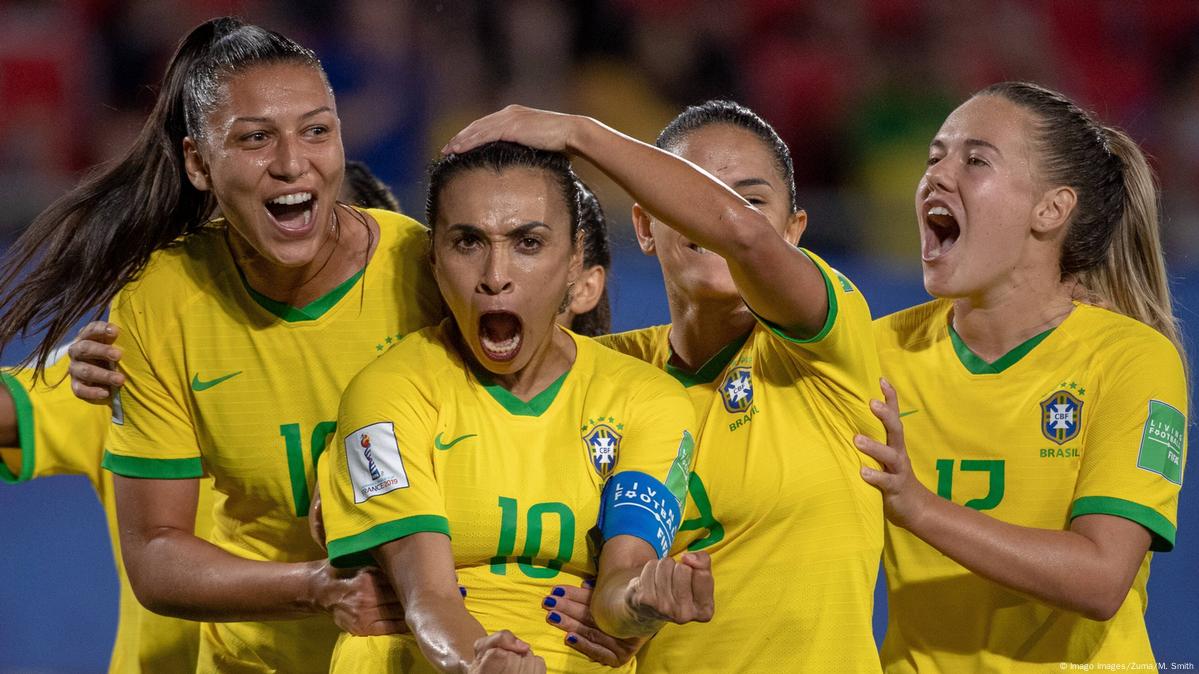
left=749, top=249, right=838, bottom=344
left=327, top=514, right=451, bottom=568
left=1071, top=495, right=1177, bottom=552
left=0, top=372, right=35, bottom=483
left=101, top=450, right=204, bottom=479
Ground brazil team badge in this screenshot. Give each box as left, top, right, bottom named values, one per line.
left=582, top=418, right=623, bottom=479
left=720, top=366, right=754, bottom=414
left=1041, top=389, right=1083, bottom=444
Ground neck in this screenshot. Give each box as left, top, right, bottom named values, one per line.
left=951, top=271, right=1075, bottom=363
left=231, top=205, right=377, bottom=308
left=665, top=288, right=755, bottom=371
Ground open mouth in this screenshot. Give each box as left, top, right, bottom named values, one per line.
left=923, top=206, right=960, bottom=261
left=264, top=192, right=316, bottom=234
left=478, top=311, right=523, bottom=362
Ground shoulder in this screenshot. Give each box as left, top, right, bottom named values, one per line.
left=363, top=208, right=429, bottom=255
left=872, top=298, right=951, bottom=354
left=596, top=325, right=670, bottom=364
left=1063, top=304, right=1185, bottom=373
left=350, top=323, right=453, bottom=391
left=111, top=224, right=235, bottom=323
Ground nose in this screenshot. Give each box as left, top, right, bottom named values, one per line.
left=477, top=246, right=514, bottom=296
left=268, top=133, right=307, bottom=182
left=923, top=156, right=956, bottom=196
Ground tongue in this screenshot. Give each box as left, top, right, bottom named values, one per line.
left=266, top=201, right=311, bottom=230
left=482, top=313, right=520, bottom=343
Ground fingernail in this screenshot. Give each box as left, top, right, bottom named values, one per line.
left=543, top=596, right=557, bottom=608
left=549, top=612, right=561, bottom=624
left=582, top=579, right=595, bottom=589
left=854, top=435, right=865, bottom=448
left=551, top=587, right=565, bottom=597
left=566, top=634, right=578, bottom=644
left=105, top=326, right=115, bottom=336
left=459, top=585, right=467, bottom=597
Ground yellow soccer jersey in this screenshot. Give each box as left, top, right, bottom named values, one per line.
left=101, top=209, right=442, bottom=674
left=602, top=250, right=885, bottom=674
left=1, top=356, right=214, bottom=674
left=874, top=300, right=1188, bottom=672
left=321, top=322, right=696, bottom=673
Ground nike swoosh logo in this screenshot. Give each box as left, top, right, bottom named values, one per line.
left=191, top=371, right=243, bottom=392
left=434, top=432, right=477, bottom=451
left=899, top=409, right=920, bottom=418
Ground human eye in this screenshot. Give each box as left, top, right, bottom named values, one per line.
left=926, top=154, right=942, bottom=166
left=304, top=124, right=330, bottom=139
left=452, top=233, right=483, bottom=252
left=967, top=154, right=990, bottom=167
left=239, top=130, right=270, bottom=148
left=515, top=235, right=544, bottom=253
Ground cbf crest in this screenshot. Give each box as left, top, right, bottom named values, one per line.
left=582, top=417, right=624, bottom=479
left=720, top=366, right=754, bottom=413
left=1041, top=390, right=1083, bottom=444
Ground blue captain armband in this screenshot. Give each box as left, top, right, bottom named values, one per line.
left=598, top=471, right=682, bottom=558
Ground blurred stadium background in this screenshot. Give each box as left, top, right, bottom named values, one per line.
left=1, top=0, right=1197, bottom=671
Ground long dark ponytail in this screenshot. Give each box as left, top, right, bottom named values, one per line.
left=0, top=17, right=324, bottom=373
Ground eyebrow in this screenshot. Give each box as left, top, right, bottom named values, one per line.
left=732, top=177, right=774, bottom=190
left=231, top=107, right=334, bottom=125
left=443, top=221, right=553, bottom=237
left=929, top=138, right=1003, bottom=155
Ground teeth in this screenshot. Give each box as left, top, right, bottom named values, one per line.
left=268, top=192, right=313, bottom=206
left=481, top=333, right=520, bottom=356
left=928, top=206, right=950, bottom=217
left=688, top=243, right=708, bottom=254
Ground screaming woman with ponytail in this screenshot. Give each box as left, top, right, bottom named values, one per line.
left=865, top=81, right=1187, bottom=671
left=0, top=17, right=443, bottom=672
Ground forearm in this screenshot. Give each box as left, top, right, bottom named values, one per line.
left=568, top=117, right=769, bottom=258
left=591, top=566, right=661, bottom=639
left=402, top=590, right=487, bottom=673
left=906, top=495, right=1139, bottom=619
left=126, top=528, right=324, bottom=622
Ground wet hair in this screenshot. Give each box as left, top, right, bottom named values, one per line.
left=0, top=17, right=329, bottom=372
left=343, top=160, right=401, bottom=211
left=977, top=81, right=1183, bottom=359
left=425, top=141, right=582, bottom=237
left=569, top=180, right=611, bottom=337
left=655, top=99, right=798, bottom=213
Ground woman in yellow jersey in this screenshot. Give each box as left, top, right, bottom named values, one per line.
left=446, top=102, right=886, bottom=673
left=861, top=81, right=1187, bottom=671
left=0, top=18, right=442, bottom=673
left=0, top=161, right=412, bottom=674
left=319, top=140, right=712, bottom=673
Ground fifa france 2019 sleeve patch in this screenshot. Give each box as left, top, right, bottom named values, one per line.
left=345, top=421, right=410, bottom=503
left=1137, top=400, right=1185, bottom=485
left=598, top=470, right=682, bottom=558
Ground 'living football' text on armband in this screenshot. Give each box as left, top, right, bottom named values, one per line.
left=598, top=471, right=682, bottom=558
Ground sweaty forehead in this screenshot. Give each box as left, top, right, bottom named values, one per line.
left=672, top=124, right=780, bottom=187
left=211, top=63, right=333, bottom=122
left=438, top=167, right=570, bottom=232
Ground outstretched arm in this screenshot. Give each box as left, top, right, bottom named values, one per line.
left=856, top=379, right=1151, bottom=621
left=445, top=106, right=828, bottom=337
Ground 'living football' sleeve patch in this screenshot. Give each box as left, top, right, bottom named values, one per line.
left=345, top=421, right=409, bottom=503
left=1137, top=400, right=1185, bottom=485
left=598, top=470, right=682, bottom=558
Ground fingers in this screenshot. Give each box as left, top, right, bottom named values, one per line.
left=474, top=630, right=531, bottom=657
left=76, top=321, right=119, bottom=345
left=874, top=377, right=906, bottom=452
left=679, top=552, right=715, bottom=622
left=854, top=433, right=900, bottom=472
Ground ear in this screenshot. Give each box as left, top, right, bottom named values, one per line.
left=784, top=209, right=808, bottom=246
left=182, top=137, right=211, bottom=192
left=1033, top=186, right=1076, bottom=235
left=425, top=228, right=436, bottom=267
left=632, top=203, right=656, bottom=256
left=568, top=265, right=606, bottom=315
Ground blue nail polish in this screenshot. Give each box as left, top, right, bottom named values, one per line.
left=582, top=579, right=595, bottom=589
left=552, top=587, right=566, bottom=597
left=543, top=597, right=557, bottom=608
left=549, top=612, right=561, bottom=624
left=459, top=585, right=468, bottom=597
left=567, top=635, right=578, bottom=644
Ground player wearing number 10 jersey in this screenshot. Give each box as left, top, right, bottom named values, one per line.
left=102, top=208, right=441, bottom=671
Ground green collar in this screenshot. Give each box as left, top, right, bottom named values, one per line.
left=241, top=268, right=365, bottom=322
left=948, top=324, right=1055, bottom=374
left=475, top=367, right=571, bottom=417
left=665, top=331, right=751, bottom=387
